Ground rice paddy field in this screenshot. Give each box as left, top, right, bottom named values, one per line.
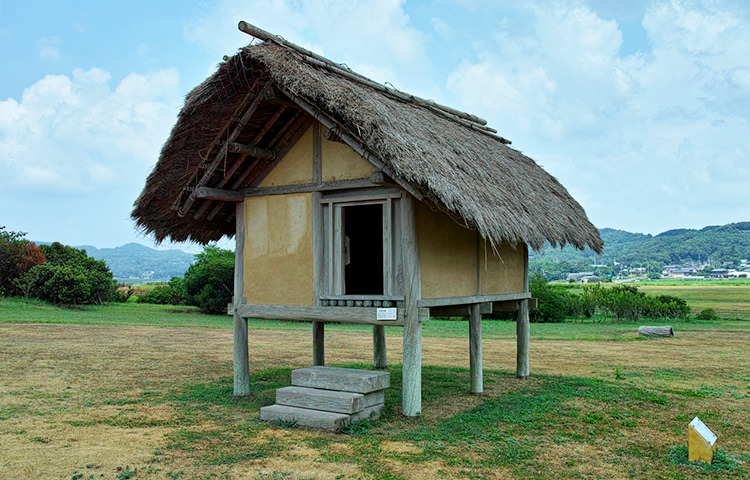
left=0, top=296, right=748, bottom=479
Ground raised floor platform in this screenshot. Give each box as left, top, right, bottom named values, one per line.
left=260, top=366, right=390, bottom=431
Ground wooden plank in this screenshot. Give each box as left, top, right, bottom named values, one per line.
left=469, top=303, right=483, bottom=394
left=291, top=366, right=390, bottom=393
left=430, top=302, right=492, bottom=317
left=400, top=193, right=422, bottom=416
left=195, top=187, right=244, bottom=202
left=238, top=304, right=404, bottom=326
left=259, top=403, right=383, bottom=431
left=233, top=202, right=250, bottom=396
left=418, top=292, right=531, bottom=308
left=312, top=122, right=322, bottom=183
left=276, top=386, right=364, bottom=414
left=312, top=191, right=324, bottom=304
left=312, top=321, right=325, bottom=366
left=320, top=187, right=402, bottom=204
left=225, top=141, right=277, bottom=160
left=516, top=299, right=530, bottom=379
left=241, top=176, right=389, bottom=198
left=373, top=325, right=387, bottom=369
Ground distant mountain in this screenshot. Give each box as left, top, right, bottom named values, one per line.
left=33, top=241, right=197, bottom=282
left=81, top=243, right=196, bottom=282
left=530, top=222, right=750, bottom=279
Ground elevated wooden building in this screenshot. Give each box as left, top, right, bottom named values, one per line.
left=132, top=22, right=602, bottom=416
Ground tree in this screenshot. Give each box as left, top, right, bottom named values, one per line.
left=183, top=245, right=234, bottom=314
left=0, top=227, right=46, bottom=297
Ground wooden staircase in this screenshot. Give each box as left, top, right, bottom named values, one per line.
left=260, top=366, right=390, bottom=431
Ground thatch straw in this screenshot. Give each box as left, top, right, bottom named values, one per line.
left=132, top=41, right=602, bottom=253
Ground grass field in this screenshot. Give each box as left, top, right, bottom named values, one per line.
left=0, top=298, right=748, bottom=479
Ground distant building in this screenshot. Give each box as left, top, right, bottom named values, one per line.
left=567, top=271, right=595, bottom=282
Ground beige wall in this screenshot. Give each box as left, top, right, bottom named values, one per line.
left=258, top=126, right=313, bottom=187
left=322, top=133, right=375, bottom=181
left=480, top=241, right=526, bottom=295
left=416, top=203, right=477, bottom=299
left=243, top=193, right=314, bottom=306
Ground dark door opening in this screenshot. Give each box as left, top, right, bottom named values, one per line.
left=343, top=204, right=384, bottom=295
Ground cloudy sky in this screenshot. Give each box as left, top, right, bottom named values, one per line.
left=1, top=0, right=748, bottom=251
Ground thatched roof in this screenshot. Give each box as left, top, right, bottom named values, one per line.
left=132, top=23, right=602, bottom=253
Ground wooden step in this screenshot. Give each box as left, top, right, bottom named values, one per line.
left=291, top=366, right=390, bottom=394
left=276, top=386, right=385, bottom=414
left=260, top=403, right=384, bottom=432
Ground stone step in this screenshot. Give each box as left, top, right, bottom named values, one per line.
left=291, top=366, right=390, bottom=394
left=276, top=386, right=385, bottom=414
left=260, top=403, right=384, bottom=432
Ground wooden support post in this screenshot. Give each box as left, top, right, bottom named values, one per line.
left=401, top=194, right=422, bottom=416
left=516, top=299, right=530, bottom=379
left=469, top=303, right=483, bottom=394
left=233, top=201, right=250, bottom=396
left=373, top=325, right=387, bottom=369
left=312, top=321, right=325, bottom=366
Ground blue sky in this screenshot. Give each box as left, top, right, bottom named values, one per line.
left=1, top=0, right=749, bottom=251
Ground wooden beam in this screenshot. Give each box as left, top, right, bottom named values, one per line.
left=516, top=299, right=530, bottom=379
left=238, top=304, right=404, bottom=326
left=430, top=302, right=492, bottom=317
left=469, top=303, right=483, bottom=395
left=373, top=325, right=387, bottom=369
left=224, top=141, right=277, bottom=160
left=401, top=193, right=422, bottom=417
left=195, top=187, right=244, bottom=202
left=241, top=174, right=390, bottom=198
left=233, top=202, right=250, bottom=396
left=313, top=321, right=325, bottom=366
left=418, top=292, right=531, bottom=308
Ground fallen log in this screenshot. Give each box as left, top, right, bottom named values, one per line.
left=638, top=326, right=674, bottom=337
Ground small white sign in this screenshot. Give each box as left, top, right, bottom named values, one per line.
left=690, top=417, right=717, bottom=447
left=376, top=307, right=397, bottom=321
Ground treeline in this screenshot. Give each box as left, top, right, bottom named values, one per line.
left=531, top=222, right=750, bottom=280
left=528, top=273, right=697, bottom=323
left=0, top=227, right=125, bottom=305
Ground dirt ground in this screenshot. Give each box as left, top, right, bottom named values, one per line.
left=0, top=323, right=748, bottom=479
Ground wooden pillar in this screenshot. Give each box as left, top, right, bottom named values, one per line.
left=516, top=244, right=530, bottom=379
left=401, top=194, right=422, bottom=416
left=233, top=201, right=250, bottom=396
left=469, top=303, right=483, bottom=394
left=373, top=325, right=387, bottom=369
left=313, top=321, right=325, bottom=366
left=516, top=299, right=530, bottom=378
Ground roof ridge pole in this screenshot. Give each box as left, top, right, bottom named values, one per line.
left=237, top=21, right=489, bottom=127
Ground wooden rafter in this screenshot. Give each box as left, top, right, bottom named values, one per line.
left=176, top=79, right=273, bottom=218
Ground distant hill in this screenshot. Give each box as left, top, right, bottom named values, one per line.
left=81, top=243, right=196, bottom=282
left=530, top=222, right=750, bottom=279
left=34, top=241, right=197, bottom=282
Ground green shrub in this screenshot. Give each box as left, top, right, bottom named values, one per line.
left=183, top=246, right=234, bottom=314
left=696, top=308, right=719, bottom=320
left=529, top=273, right=578, bottom=322
left=0, top=227, right=46, bottom=297
left=137, top=277, right=186, bottom=305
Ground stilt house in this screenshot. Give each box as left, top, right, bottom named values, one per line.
left=132, top=22, right=603, bottom=416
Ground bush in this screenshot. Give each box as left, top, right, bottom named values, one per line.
left=137, top=277, right=186, bottom=305
left=183, top=246, right=234, bottom=314
left=529, top=273, right=578, bottom=322
left=696, top=308, right=719, bottom=321
left=20, top=242, right=118, bottom=305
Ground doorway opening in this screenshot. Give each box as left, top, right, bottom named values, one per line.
left=343, top=204, right=383, bottom=295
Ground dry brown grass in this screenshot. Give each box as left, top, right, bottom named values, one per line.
left=1, top=323, right=748, bottom=479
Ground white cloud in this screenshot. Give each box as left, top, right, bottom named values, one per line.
left=184, top=0, right=430, bottom=88
left=444, top=0, right=750, bottom=233
left=0, top=68, right=181, bottom=192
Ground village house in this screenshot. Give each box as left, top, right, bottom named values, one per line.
left=132, top=23, right=602, bottom=418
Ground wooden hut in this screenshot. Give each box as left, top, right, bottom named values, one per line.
left=132, top=22, right=603, bottom=417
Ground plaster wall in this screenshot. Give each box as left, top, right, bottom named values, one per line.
left=321, top=134, right=375, bottom=181
left=480, top=241, right=526, bottom=295
left=416, top=203, right=477, bottom=299
left=258, top=126, right=313, bottom=187
left=243, top=193, right=314, bottom=305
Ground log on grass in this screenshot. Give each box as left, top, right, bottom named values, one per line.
left=638, top=326, right=674, bottom=337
